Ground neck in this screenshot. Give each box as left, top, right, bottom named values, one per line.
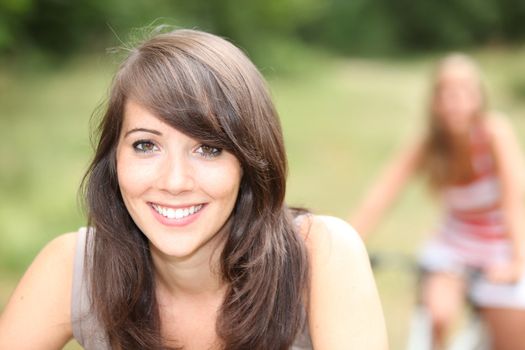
left=151, top=236, right=227, bottom=297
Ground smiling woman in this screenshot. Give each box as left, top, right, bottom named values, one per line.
left=116, top=100, right=242, bottom=261
left=0, top=29, right=387, bottom=350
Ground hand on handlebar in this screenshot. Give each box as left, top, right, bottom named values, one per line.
left=484, top=260, right=523, bottom=284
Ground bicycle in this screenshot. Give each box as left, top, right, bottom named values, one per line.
left=370, top=251, right=490, bottom=350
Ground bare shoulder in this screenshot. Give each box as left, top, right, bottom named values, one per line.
left=482, top=112, right=525, bottom=191
left=43, top=231, right=78, bottom=259
left=300, top=214, right=374, bottom=288
left=0, top=231, right=79, bottom=349
left=483, top=111, right=516, bottom=139
left=25, top=231, right=78, bottom=279
left=298, top=215, right=388, bottom=349
left=482, top=111, right=524, bottom=159
left=299, top=214, right=368, bottom=263
left=29, top=231, right=78, bottom=264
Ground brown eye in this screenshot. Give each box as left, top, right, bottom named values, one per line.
left=195, top=145, right=222, bottom=158
left=132, top=140, right=159, bottom=153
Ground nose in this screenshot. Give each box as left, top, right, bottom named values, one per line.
left=156, top=153, right=195, bottom=194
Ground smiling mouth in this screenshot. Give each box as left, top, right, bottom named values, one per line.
left=151, top=203, right=204, bottom=220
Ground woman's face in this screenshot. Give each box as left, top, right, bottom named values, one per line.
left=432, top=64, right=482, bottom=134
left=116, top=100, right=242, bottom=262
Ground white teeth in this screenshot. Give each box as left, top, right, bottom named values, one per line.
left=153, top=204, right=203, bottom=220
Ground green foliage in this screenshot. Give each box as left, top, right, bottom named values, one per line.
left=2, top=0, right=525, bottom=61
left=0, top=0, right=324, bottom=65
left=0, top=0, right=32, bottom=49
left=300, top=0, right=525, bottom=55
left=298, top=0, right=402, bottom=55
left=389, top=0, right=500, bottom=49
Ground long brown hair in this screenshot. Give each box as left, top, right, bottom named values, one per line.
left=420, top=53, right=488, bottom=189
left=82, top=29, right=308, bottom=349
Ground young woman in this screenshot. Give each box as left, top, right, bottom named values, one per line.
left=351, top=54, right=525, bottom=350
left=0, top=29, right=387, bottom=349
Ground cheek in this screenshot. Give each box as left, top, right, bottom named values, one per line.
left=466, top=91, right=482, bottom=112
left=437, top=85, right=481, bottom=114
left=196, top=161, right=242, bottom=202
left=116, top=153, right=158, bottom=199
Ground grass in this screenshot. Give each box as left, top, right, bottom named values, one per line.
left=1, top=47, right=525, bottom=349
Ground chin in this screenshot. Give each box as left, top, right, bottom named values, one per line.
left=151, top=240, right=197, bottom=259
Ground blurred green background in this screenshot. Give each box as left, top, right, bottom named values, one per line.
left=1, top=0, right=525, bottom=349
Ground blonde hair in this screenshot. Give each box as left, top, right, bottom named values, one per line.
left=420, top=53, right=488, bottom=189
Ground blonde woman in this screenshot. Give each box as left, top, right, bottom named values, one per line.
left=352, top=54, right=525, bottom=350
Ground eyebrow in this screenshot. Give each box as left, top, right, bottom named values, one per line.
left=124, top=128, right=162, bottom=138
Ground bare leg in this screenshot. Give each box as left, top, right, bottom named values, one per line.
left=480, top=307, right=525, bottom=350
left=421, top=272, right=466, bottom=349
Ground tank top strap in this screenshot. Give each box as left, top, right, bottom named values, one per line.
left=71, top=227, right=87, bottom=344
left=70, top=227, right=110, bottom=349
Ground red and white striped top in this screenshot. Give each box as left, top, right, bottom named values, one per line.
left=438, top=124, right=509, bottom=267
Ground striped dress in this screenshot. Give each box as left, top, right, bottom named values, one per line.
left=434, top=125, right=510, bottom=268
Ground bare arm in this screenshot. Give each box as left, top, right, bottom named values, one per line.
left=350, top=138, right=425, bottom=238
left=304, top=215, right=388, bottom=350
left=0, top=233, right=76, bottom=349
left=485, top=115, right=525, bottom=282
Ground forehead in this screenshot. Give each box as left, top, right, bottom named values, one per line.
left=437, top=63, right=479, bottom=86
left=122, top=100, right=162, bottom=126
